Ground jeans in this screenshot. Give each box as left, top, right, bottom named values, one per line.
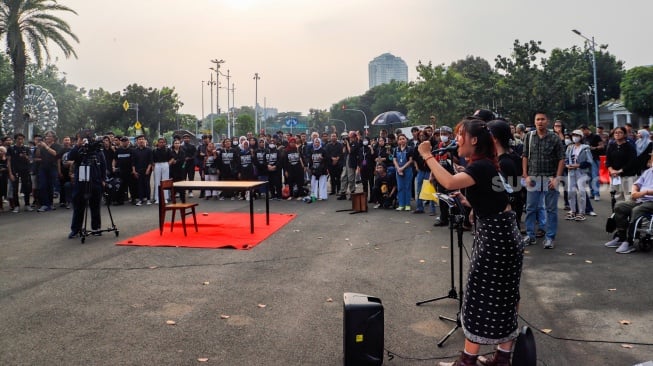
left=525, top=179, right=559, bottom=240
left=396, top=168, right=413, bottom=208
left=590, top=159, right=600, bottom=198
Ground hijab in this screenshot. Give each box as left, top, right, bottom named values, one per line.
left=636, top=129, right=651, bottom=156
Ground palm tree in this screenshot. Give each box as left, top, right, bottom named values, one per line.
left=0, top=0, right=78, bottom=135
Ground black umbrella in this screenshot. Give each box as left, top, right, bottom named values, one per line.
left=371, top=111, right=408, bottom=126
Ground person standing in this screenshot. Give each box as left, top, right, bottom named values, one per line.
left=181, top=134, right=197, bottom=197
left=35, top=131, right=62, bottom=212
left=169, top=139, right=186, bottom=203
left=309, top=137, right=328, bottom=200
left=324, top=133, right=344, bottom=196
left=8, top=133, right=33, bottom=212
left=565, top=130, right=593, bottom=222
left=114, top=136, right=134, bottom=205
left=283, top=137, right=305, bottom=200
left=522, top=111, right=565, bottom=249
left=131, top=135, right=153, bottom=206
left=152, top=137, right=172, bottom=204
left=418, top=118, right=523, bottom=366
left=358, top=136, right=376, bottom=202
left=67, top=133, right=107, bottom=238
left=266, top=140, right=282, bottom=200
left=338, top=131, right=360, bottom=200
left=393, top=134, right=414, bottom=211
left=580, top=124, right=605, bottom=200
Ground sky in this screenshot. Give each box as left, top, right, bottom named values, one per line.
left=51, top=0, right=653, bottom=120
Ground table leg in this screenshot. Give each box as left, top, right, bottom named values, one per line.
left=265, top=182, right=270, bottom=225
left=249, top=188, right=255, bottom=234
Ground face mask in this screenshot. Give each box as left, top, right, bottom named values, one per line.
left=362, top=140, right=369, bottom=146
left=565, top=138, right=572, bottom=145
left=441, top=136, right=449, bottom=143
left=572, top=136, right=581, bottom=144
left=268, top=144, right=276, bottom=149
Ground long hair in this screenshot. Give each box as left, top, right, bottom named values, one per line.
left=455, top=117, right=498, bottom=170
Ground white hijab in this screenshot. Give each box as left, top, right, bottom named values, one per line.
left=636, top=129, right=651, bottom=156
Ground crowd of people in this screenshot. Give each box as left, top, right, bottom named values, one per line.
left=3, top=111, right=653, bottom=365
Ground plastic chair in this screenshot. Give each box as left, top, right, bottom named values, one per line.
left=158, top=179, right=198, bottom=236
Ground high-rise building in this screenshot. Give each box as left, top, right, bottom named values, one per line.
left=368, top=53, right=408, bottom=88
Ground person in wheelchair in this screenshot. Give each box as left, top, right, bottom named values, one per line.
left=605, top=160, right=653, bottom=254
left=371, top=164, right=397, bottom=209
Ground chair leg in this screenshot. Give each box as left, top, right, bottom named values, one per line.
left=159, top=211, right=165, bottom=236
left=191, top=207, right=198, bottom=232
left=171, top=210, right=177, bottom=232
left=180, top=211, right=187, bottom=236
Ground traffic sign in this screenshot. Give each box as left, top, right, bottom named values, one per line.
left=134, top=121, right=142, bottom=129
left=123, top=100, right=129, bottom=111
left=285, top=118, right=298, bottom=127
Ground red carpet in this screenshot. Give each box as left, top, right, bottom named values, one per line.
left=116, top=212, right=296, bottom=250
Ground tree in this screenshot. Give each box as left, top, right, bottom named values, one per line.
left=235, top=114, right=254, bottom=136
left=0, top=0, right=79, bottom=134
left=622, top=66, right=653, bottom=118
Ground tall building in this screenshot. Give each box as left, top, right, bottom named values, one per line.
left=368, top=53, right=408, bottom=88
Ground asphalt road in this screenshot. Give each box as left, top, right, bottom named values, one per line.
left=1, top=190, right=652, bottom=365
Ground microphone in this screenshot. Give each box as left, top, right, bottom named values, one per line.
left=433, top=143, right=458, bottom=156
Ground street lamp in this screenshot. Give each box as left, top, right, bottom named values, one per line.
left=342, top=108, right=368, bottom=133
left=156, top=90, right=171, bottom=138
left=328, top=118, right=347, bottom=133
left=210, top=59, right=225, bottom=119
left=572, top=29, right=600, bottom=129
left=219, top=69, right=232, bottom=137
left=254, top=73, right=260, bottom=134
left=207, top=74, right=216, bottom=139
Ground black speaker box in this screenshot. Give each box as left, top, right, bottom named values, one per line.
left=343, top=292, right=384, bottom=366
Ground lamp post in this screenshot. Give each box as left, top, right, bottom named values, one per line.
left=329, top=118, right=347, bottom=133
left=210, top=58, right=225, bottom=119
left=572, top=29, right=600, bottom=129
left=156, top=90, right=170, bottom=138
left=254, top=73, right=260, bottom=134
left=207, top=74, right=216, bottom=139
left=220, top=69, right=231, bottom=137
left=342, top=108, right=368, bottom=133
left=201, top=80, right=205, bottom=132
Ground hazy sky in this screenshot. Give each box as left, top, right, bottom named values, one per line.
left=52, top=0, right=653, bottom=119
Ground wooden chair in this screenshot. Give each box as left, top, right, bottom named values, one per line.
left=158, top=179, right=198, bottom=236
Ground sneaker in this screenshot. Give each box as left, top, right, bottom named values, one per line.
left=135, top=200, right=143, bottom=206
left=535, top=229, right=546, bottom=238
left=12, top=207, right=19, bottom=213
left=587, top=211, right=597, bottom=217
left=66, top=203, right=72, bottom=209
left=404, top=206, right=411, bottom=211
left=523, top=236, right=536, bottom=246
left=396, top=206, right=404, bottom=211
left=575, top=214, right=586, bottom=221
left=188, top=192, right=194, bottom=198
left=616, top=241, right=636, bottom=254
left=68, top=231, right=78, bottom=239
left=373, top=204, right=381, bottom=209
left=565, top=212, right=576, bottom=220
left=594, top=196, right=600, bottom=201
left=543, top=238, right=555, bottom=249
left=604, top=237, right=621, bottom=248
left=296, top=197, right=302, bottom=201
left=25, top=206, right=34, bottom=212
left=287, top=197, right=293, bottom=201
left=146, top=200, right=152, bottom=205
left=37, top=205, right=51, bottom=212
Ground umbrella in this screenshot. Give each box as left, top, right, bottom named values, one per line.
left=371, top=111, right=408, bottom=126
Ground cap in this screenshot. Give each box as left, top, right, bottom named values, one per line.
left=440, top=126, right=453, bottom=134
left=572, top=129, right=583, bottom=136
left=183, top=133, right=191, bottom=137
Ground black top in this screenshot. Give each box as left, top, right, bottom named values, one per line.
left=152, top=147, right=172, bottom=163
left=132, top=146, right=153, bottom=171
left=605, top=141, right=637, bottom=176
left=583, top=132, right=603, bottom=159
left=115, top=146, right=133, bottom=172
left=463, top=159, right=509, bottom=219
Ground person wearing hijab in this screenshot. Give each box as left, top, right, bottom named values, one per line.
left=283, top=137, right=305, bottom=200
left=309, top=137, right=328, bottom=200
left=634, top=129, right=652, bottom=175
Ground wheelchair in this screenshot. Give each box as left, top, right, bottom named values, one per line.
left=630, top=213, right=653, bottom=252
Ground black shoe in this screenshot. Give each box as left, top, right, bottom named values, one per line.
left=337, top=195, right=346, bottom=200
left=535, top=229, right=546, bottom=238
left=68, top=231, right=78, bottom=239
left=329, top=192, right=335, bottom=195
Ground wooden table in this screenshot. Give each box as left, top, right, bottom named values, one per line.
left=172, top=180, right=269, bottom=233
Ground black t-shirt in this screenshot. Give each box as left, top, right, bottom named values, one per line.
left=463, top=159, right=509, bottom=219
left=583, top=133, right=603, bottom=160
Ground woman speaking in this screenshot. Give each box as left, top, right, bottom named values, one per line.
left=418, top=117, right=524, bottom=366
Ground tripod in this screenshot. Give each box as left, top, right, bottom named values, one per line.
left=78, top=177, right=119, bottom=244
left=416, top=193, right=466, bottom=347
